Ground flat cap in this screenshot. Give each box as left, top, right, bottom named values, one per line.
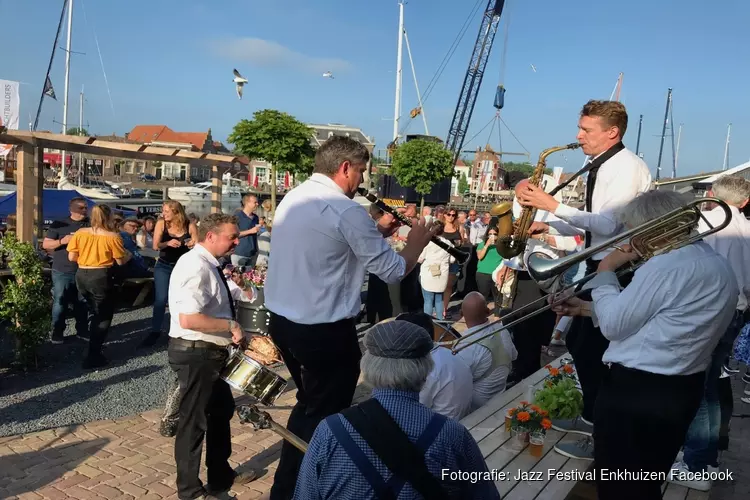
left=363, top=320, right=433, bottom=359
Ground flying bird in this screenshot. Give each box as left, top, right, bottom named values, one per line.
left=530, top=64, right=537, bottom=73
left=323, top=71, right=334, bottom=79
left=233, top=68, right=248, bottom=99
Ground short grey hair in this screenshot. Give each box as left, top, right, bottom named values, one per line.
left=618, top=190, right=693, bottom=228
left=314, top=136, right=370, bottom=176
left=710, top=175, right=750, bottom=206
left=198, top=213, right=238, bottom=241
left=361, top=351, right=434, bottom=392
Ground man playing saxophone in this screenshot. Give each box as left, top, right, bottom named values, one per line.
left=516, top=100, right=651, bottom=460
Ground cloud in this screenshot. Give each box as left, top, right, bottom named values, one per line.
left=209, top=37, right=351, bottom=75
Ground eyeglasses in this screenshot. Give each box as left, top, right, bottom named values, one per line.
left=447, top=213, right=456, bottom=217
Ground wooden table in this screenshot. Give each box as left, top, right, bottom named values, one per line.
left=459, top=353, right=709, bottom=499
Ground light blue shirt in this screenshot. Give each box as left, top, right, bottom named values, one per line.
left=585, top=242, right=738, bottom=375
left=265, top=174, right=406, bottom=324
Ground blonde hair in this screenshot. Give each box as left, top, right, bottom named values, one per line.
left=90, top=205, right=117, bottom=232
left=163, top=200, right=188, bottom=232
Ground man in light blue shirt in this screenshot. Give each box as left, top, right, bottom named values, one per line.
left=553, top=190, right=737, bottom=500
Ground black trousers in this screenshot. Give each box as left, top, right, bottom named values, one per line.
left=168, top=342, right=235, bottom=499
left=268, top=313, right=361, bottom=500
left=475, top=272, right=501, bottom=316
left=565, top=260, right=633, bottom=421
left=594, top=364, right=704, bottom=500
left=510, top=271, right=556, bottom=381
left=366, top=274, right=392, bottom=324
left=75, top=268, right=116, bottom=359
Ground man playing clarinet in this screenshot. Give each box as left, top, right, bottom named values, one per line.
left=264, top=136, right=437, bottom=499
left=516, top=100, right=651, bottom=460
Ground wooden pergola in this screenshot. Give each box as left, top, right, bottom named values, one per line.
left=0, top=129, right=240, bottom=243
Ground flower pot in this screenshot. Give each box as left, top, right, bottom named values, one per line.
left=528, top=430, right=545, bottom=457
left=236, top=288, right=270, bottom=335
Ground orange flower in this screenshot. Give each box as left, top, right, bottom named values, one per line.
left=541, top=418, right=552, bottom=430
left=541, top=410, right=549, bottom=417
left=549, top=368, right=560, bottom=377
left=508, top=408, right=517, bottom=416
left=563, top=364, right=574, bottom=374
left=530, top=405, right=541, bottom=413
left=516, top=411, right=531, bottom=423
left=545, top=364, right=552, bottom=369
left=519, top=401, right=529, bottom=406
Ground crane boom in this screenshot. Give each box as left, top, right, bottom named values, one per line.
left=445, top=0, right=506, bottom=165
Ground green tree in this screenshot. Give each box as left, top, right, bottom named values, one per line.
left=391, top=139, right=454, bottom=210
left=503, top=161, right=551, bottom=176
left=458, top=172, right=470, bottom=194
left=228, top=110, right=315, bottom=213
left=66, top=127, right=89, bottom=136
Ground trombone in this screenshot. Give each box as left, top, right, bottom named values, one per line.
left=448, top=197, right=733, bottom=354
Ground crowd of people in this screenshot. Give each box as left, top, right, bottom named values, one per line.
left=12, top=98, right=750, bottom=499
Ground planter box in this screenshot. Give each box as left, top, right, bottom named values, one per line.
left=236, top=287, right=270, bottom=335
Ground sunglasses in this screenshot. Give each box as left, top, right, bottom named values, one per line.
left=447, top=213, right=456, bottom=217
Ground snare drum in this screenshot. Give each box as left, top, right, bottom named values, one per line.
left=221, top=350, right=288, bottom=406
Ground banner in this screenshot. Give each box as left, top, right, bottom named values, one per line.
left=0, top=79, right=20, bottom=158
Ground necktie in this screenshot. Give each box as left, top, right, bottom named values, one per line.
left=216, top=266, right=237, bottom=319
left=584, top=163, right=599, bottom=249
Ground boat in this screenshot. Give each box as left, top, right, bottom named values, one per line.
left=168, top=175, right=246, bottom=203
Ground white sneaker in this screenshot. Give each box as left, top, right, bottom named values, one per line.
left=668, top=460, right=712, bottom=491
left=674, top=452, right=721, bottom=474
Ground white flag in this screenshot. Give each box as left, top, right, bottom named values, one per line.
left=0, top=80, right=20, bottom=158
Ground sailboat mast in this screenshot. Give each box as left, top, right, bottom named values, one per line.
left=722, top=123, right=731, bottom=170
left=79, top=85, right=84, bottom=185
left=655, top=88, right=672, bottom=181
left=392, top=1, right=404, bottom=143
left=635, top=114, right=643, bottom=156
left=61, top=0, right=74, bottom=179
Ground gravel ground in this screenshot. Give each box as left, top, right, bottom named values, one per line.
left=0, top=302, right=174, bottom=437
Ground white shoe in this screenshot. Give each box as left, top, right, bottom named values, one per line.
left=668, top=461, right=712, bottom=491
left=674, top=452, right=721, bottom=474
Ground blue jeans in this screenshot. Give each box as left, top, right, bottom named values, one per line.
left=422, top=289, right=444, bottom=320
left=683, top=309, right=746, bottom=470
left=152, top=260, right=175, bottom=333
left=51, top=270, right=89, bottom=337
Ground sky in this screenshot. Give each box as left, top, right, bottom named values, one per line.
left=2, top=0, right=748, bottom=178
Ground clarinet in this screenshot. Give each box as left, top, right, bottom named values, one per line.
left=357, top=188, right=470, bottom=265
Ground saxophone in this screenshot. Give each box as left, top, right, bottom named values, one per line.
left=494, top=143, right=581, bottom=259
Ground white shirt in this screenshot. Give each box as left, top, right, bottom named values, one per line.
left=552, top=148, right=651, bottom=260
left=419, top=346, right=474, bottom=420
left=585, top=242, right=738, bottom=375
left=264, top=174, right=406, bottom=324
left=168, top=244, right=256, bottom=346
left=698, top=205, right=750, bottom=311
left=456, top=321, right=517, bottom=409
left=418, top=238, right=455, bottom=293
left=468, top=220, right=487, bottom=245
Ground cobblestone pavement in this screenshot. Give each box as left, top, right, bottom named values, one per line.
left=1, top=322, right=749, bottom=499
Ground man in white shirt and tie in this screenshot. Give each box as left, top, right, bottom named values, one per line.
left=264, top=136, right=436, bottom=499
left=552, top=190, right=738, bottom=499
left=671, top=175, right=750, bottom=491
left=517, top=100, right=651, bottom=460
left=167, top=213, right=259, bottom=500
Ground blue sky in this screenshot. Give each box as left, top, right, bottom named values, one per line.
left=2, top=0, right=748, bottom=178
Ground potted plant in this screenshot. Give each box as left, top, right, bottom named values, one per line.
left=507, top=401, right=552, bottom=453
left=543, top=363, right=577, bottom=387
left=236, top=264, right=270, bottom=335
left=0, top=234, right=52, bottom=368
left=534, top=376, right=584, bottom=420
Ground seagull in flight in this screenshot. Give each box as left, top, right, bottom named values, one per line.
left=233, top=69, right=248, bottom=99
left=530, top=64, right=537, bottom=73
left=323, top=71, right=334, bottom=79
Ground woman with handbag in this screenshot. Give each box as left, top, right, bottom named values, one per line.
left=418, top=222, right=454, bottom=320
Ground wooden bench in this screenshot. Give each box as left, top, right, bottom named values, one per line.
left=119, top=277, right=154, bottom=307
left=458, top=354, right=710, bottom=499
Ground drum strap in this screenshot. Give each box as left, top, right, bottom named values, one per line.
left=327, top=399, right=449, bottom=499
left=215, top=266, right=236, bottom=319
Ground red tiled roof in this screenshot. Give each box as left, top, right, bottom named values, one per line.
left=127, top=125, right=210, bottom=151
left=455, top=159, right=467, bottom=167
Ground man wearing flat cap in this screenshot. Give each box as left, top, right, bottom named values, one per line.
left=293, top=320, right=500, bottom=499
